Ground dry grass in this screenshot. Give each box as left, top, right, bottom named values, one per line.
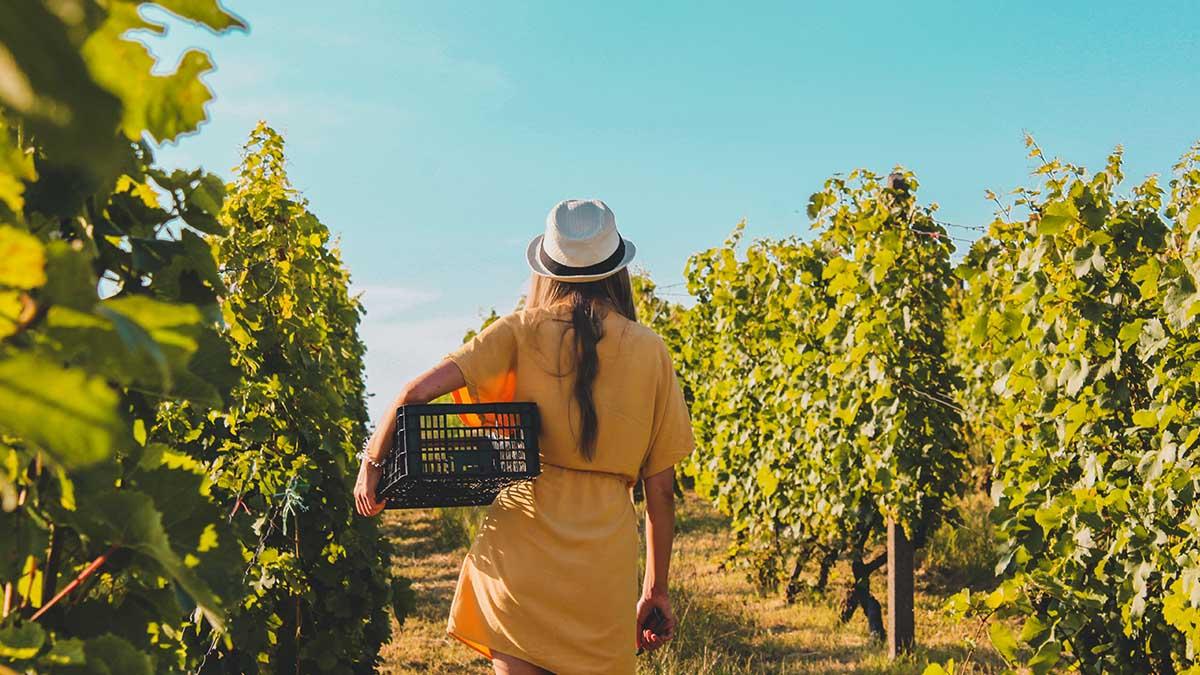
left=376, top=508, right=483, bottom=674
left=378, top=494, right=1004, bottom=674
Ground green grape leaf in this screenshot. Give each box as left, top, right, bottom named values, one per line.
left=179, top=172, right=228, bottom=235
left=0, top=117, right=37, bottom=213
left=44, top=303, right=176, bottom=391
left=0, top=498, right=49, bottom=578
left=43, top=295, right=232, bottom=404
left=135, top=465, right=243, bottom=603
left=186, top=171, right=226, bottom=215
left=1034, top=502, right=1064, bottom=534
left=179, top=203, right=223, bottom=235
left=62, top=490, right=225, bottom=631
left=1132, top=410, right=1158, bottom=428
left=174, top=325, right=238, bottom=404
left=97, top=303, right=172, bottom=388
left=0, top=350, right=126, bottom=467
left=1065, top=359, right=1089, bottom=397
left=1070, top=244, right=1096, bottom=277
left=80, top=634, right=152, bottom=675
left=1131, top=259, right=1160, bottom=299
left=150, top=229, right=225, bottom=302
left=1117, top=319, right=1144, bottom=348
left=41, top=240, right=98, bottom=310
left=988, top=621, right=1020, bottom=662
left=1037, top=215, right=1071, bottom=236
left=40, top=637, right=85, bottom=665
left=82, top=6, right=219, bottom=144
left=149, top=0, right=248, bottom=32
left=0, top=291, right=22, bottom=339
left=1028, top=639, right=1062, bottom=675
left=756, top=462, right=779, bottom=497
left=0, top=170, right=23, bottom=215
left=1020, top=615, right=1050, bottom=643
left=0, top=621, right=45, bottom=660
left=0, top=225, right=46, bottom=289
left=0, top=0, right=124, bottom=175
left=1162, top=267, right=1199, bottom=328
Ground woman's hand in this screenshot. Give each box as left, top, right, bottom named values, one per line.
left=354, top=360, right=467, bottom=517
left=354, top=461, right=386, bottom=517
left=635, top=591, right=676, bottom=651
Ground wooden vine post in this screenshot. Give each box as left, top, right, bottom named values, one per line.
left=885, top=172, right=915, bottom=659
left=887, top=521, right=915, bottom=657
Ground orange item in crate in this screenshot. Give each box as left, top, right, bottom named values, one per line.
left=450, top=368, right=516, bottom=427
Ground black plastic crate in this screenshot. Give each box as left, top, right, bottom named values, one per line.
left=376, top=402, right=541, bottom=509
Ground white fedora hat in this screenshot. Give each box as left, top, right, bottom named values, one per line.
left=526, top=199, right=637, bottom=283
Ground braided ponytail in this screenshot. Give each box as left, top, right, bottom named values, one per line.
left=527, top=268, right=638, bottom=461
left=569, top=295, right=603, bottom=460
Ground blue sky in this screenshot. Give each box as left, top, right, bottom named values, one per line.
left=146, top=1, right=1200, bottom=421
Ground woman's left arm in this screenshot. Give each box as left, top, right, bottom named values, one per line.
left=354, top=359, right=466, bottom=517
left=637, top=465, right=677, bottom=651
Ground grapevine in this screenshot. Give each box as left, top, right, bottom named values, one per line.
left=641, top=170, right=966, bottom=638
left=951, top=139, right=1200, bottom=673
left=1, top=2, right=248, bottom=671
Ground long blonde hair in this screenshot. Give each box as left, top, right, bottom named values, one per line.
left=526, top=268, right=637, bottom=460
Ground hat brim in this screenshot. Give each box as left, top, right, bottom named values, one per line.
left=525, top=234, right=637, bottom=283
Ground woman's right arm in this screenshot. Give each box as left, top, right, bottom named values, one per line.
left=353, top=359, right=465, bottom=517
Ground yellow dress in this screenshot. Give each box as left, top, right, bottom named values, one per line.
left=445, top=305, right=694, bottom=674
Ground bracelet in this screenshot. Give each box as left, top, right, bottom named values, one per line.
left=360, top=449, right=385, bottom=470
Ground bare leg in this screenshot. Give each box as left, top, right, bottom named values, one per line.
left=492, top=650, right=554, bottom=675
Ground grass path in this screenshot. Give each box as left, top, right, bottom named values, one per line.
left=378, top=493, right=1003, bottom=674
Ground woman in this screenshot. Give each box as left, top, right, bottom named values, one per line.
left=354, top=199, right=694, bottom=674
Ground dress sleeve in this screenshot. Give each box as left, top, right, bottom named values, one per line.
left=447, top=313, right=518, bottom=404
left=639, top=342, right=695, bottom=480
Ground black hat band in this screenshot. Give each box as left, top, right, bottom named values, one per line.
left=538, top=237, right=626, bottom=277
